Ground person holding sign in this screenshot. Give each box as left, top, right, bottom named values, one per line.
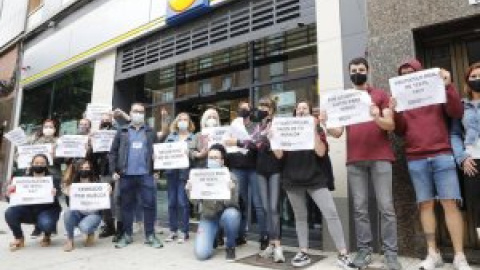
left=320, top=57, right=401, bottom=270
left=163, top=112, right=197, bottom=244
left=224, top=101, right=268, bottom=250
left=62, top=160, right=106, bottom=252
left=186, top=144, right=240, bottom=262
left=193, top=108, right=221, bottom=168
left=273, top=101, right=352, bottom=269
left=393, top=59, right=471, bottom=270
left=4, top=154, right=61, bottom=251
left=109, top=103, right=163, bottom=249
left=255, top=96, right=285, bottom=263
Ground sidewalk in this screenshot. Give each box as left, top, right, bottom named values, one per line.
left=0, top=202, right=477, bottom=270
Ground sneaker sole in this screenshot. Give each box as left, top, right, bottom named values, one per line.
left=291, top=259, right=311, bottom=268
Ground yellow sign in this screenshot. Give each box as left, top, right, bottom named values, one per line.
left=169, top=0, right=196, bottom=13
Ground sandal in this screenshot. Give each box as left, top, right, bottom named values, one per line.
left=40, top=236, right=51, bottom=247
left=9, top=238, right=25, bottom=252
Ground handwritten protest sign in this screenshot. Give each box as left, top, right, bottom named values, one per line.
left=3, top=127, right=27, bottom=146
left=17, top=144, right=54, bottom=169
left=202, top=126, right=230, bottom=148
left=189, top=168, right=231, bottom=200
left=321, top=89, right=373, bottom=128
left=91, top=130, right=117, bottom=153
left=55, top=135, right=89, bottom=158
left=69, top=183, right=111, bottom=211
left=153, top=142, right=189, bottom=169
left=85, top=104, right=112, bottom=131
left=9, top=177, right=54, bottom=206
left=270, top=117, right=315, bottom=150
left=389, top=68, right=445, bottom=112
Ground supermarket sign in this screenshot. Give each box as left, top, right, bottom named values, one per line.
left=167, top=0, right=210, bottom=25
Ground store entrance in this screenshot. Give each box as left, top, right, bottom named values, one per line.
left=416, top=16, right=480, bottom=262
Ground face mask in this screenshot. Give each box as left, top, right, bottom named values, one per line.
left=131, top=113, right=145, bottom=125
left=43, top=127, right=55, bottom=137
left=238, top=108, right=250, bottom=118
left=205, top=118, right=218, bottom=128
left=350, top=73, right=368, bottom=86
left=78, top=170, right=92, bottom=179
left=207, top=158, right=222, bottom=169
left=100, top=121, right=113, bottom=129
left=468, top=79, right=480, bottom=93
left=178, top=121, right=189, bottom=131
left=31, top=166, right=47, bottom=174
left=78, top=126, right=89, bottom=135
left=255, top=110, right=269, bottom=122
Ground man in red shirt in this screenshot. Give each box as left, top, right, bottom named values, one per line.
left=393, top=59, right=471, bottom=270
left=320, top=57, right=401, bottom=270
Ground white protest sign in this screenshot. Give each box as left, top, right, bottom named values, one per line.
left=9, top=177, right=54, bottom=206
left=270, top=117, right=315, bottom=150
left=389, top=68, right=445, bottom=112
left=321, top=89, right=373, bottom=128
left=91, top=130, right=117, bottom=153
left=202, top=126, right=230, bottom=148
left=69, top=183, right=111, bottom=211
left=189, top=168, right=231, bottom=200
left=3, top=127, right=27, bottom=146
left=153, top=142, right=189, bottom=169
left=85, top=104, right=112, bottom=131
left=17, top=144, right=54, bottom=169
left=55, top=135, right=89, bottom=158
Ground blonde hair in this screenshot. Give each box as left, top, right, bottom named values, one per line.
left=200, top=108, right=220, bottom=130
left=170, top=112, right=195, bottom=133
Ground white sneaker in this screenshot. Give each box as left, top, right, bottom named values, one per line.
left=177, top=232, right=186, bottom=244
left=259, top=244, right=274, bottom=258
left=453, top=253, right=472, bottom=270
left=419, top=251, right=444, bottom=270
left=165, top=232, right=177, bottom=242
left=273, top=247, right=285, bottom=263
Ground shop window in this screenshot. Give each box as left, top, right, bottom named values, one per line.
left=199, top=79, right=212, bottom=95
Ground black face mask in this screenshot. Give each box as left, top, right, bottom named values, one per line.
left=78, top=170, right=92, bottom=179
left=238, top=108, right=251, bottom=118
left=250, top=109, right=269, bottom=122
left=468, top=79, right=480, bottom=93
left=31, top=166, right=47, bottom=174
left=350, top=73, right=368, bottom=86
left=100, top=122, right=113, bottom=129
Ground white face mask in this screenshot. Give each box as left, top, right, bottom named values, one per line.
left=131, top=113, right=145, bottom=125
left=178, top=120, right=189, bottom=131
left=43, top=127, right=55, bottom=137
left=205, top=118, right=218, bottom=128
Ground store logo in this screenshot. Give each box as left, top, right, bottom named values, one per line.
left=167, top=0, right=210, bottom=25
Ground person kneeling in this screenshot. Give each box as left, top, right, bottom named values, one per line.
left=62, top=159, right=109, bottom=252
left=186, top=144, right=241, bottom=262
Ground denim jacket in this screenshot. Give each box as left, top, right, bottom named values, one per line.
left=450, top=118, right=467, bottom=166
left=163, top=132, right=197, bottom=180
left=462, top=100, right=480, bottom=146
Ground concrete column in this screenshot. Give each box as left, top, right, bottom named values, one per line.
left=91, top=50, right=116, bottom=106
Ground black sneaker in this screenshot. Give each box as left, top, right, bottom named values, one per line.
left=236, top=236, right=247, bottom=246
left=259, top=235, right=269, bottom=251
left=337, top=253, right=355, bottom=270
left=99, top=225, right=115, bottom=238
left=30, top=227, right=41, bottom=239
left=226, top=247, right=236, bottom=262
left=291, top=251, right=311, bottom=267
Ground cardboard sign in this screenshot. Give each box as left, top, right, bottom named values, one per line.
left=189, top=168, right=231, bottom=200
left=153, top=142, right=190, bottom=169
left=321, top=89, right=373, bottom=128
left=91, top=130, right=117, bottom=153
left=69, top=183, right=111, bottom=211
left=3, top=127, right=27, bottom=146
left=9, top=177, right=54, bottom=206
left=55, top=135, right=89, bottom=158
left=17, top=144, right=54, bottom=169
left=270, top=117, right=315, bottom=150
left=202, top=126, right=230, bottom=148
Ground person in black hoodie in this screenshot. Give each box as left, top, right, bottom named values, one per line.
left=224, top=101, right=267, bottom=249
left=5, top=154, right=61, bottom=251
left=255, top=96, right=285, bottom=262
left=273, top=101, right=351, bottom=269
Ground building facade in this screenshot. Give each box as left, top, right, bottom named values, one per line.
left=367, top=0, right=480, bottom=261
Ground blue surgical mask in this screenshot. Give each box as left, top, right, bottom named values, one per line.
left=178, top=120, right=189, bottom=131
left=207, top=159, right=222, bottom=169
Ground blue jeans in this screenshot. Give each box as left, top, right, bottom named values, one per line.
left=194, top=208, right=241, bottom=260
left=5, top=206, right=60, bottom=239
left=231, top=168, right=267, bottom=238
left=166, top=170, right=190, bottom=234
left=120, top=174, right=157, bottom=237
left=407, top=154, right=462, bottom=204
left=64, top=209, right=102, bottom=239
